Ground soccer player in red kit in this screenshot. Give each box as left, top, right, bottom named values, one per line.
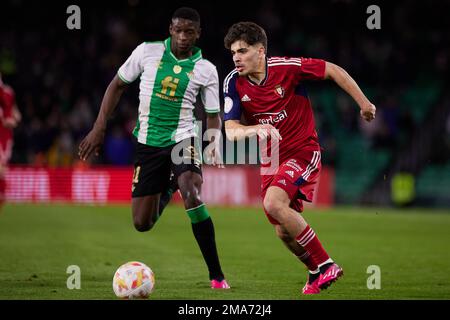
left=0, top=74, right=21, bottom=209
left=223, top=22, right=376, bottom=294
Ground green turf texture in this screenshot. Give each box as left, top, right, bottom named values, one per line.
left=0, top=204, right=449, bottom=300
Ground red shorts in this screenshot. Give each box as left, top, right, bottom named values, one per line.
left=261, top=150, right=321, bottom=224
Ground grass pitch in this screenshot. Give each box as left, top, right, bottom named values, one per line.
left=0, top=203, right=449, bottom=300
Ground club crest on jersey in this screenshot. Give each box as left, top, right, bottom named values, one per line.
left=173, top=65, right=182, bottom=74
left=274, top=85, right=285, bottom=98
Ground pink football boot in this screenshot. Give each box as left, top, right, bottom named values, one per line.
left=318, top=263, right=344, bottom=290
left=211, top=279, right=231, bottom=289
left=302, top=275, right=321, bottom=295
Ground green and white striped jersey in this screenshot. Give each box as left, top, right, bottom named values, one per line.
left=117, top=37, right=220, bottom=147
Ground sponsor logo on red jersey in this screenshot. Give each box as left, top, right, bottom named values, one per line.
left=254, top=110, right=288, bottom=125
left=285, top=159, right=302, bottom=172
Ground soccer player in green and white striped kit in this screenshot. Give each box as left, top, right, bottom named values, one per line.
left=79, top=7, right=230, bottom=289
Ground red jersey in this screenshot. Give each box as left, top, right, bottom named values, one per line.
left=0, top=85, right=16, bottom=145
left=224, top=57, right=325, bottom=162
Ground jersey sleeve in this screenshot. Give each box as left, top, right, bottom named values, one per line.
left=296, top=57, right=326, bottom=80
left=223, top=71, right=242, bottom=121
left=117, top=43, right=145, bottom=84
left=201, top=67, right=221, bottom=114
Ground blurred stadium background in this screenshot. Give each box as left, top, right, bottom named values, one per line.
left=2, top=0, right=449, bottom=208
left=1, top=0, right=450, bottom=299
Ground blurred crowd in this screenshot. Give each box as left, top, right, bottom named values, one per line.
left=1, top=0, right=449, bottom=167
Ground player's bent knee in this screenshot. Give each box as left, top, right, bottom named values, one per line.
left=180, top=185, right=202, bottom=208
left=131, top=196, right=159, bottom=232
left=133, top=218, right=154, bottom=232
left=132, top=207, right=157, bottom=232
left=263, top=196, right=284, bottom=220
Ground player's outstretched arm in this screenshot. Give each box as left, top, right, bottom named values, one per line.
left=225, top=120, right=282, bottom=141
left=78, top=75, right=128, bottom=160
left=325, top=62, right=376, bottom=122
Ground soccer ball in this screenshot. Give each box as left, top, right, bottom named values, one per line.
left=112, top=261, right=155, bottom=299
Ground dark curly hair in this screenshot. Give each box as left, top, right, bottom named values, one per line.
left=224, top=22, right=267, bottom=52
left=172, top=7, right=200, bottom=24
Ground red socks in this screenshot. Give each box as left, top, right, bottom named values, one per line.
left=296, top=225, right=330, bottom=266
left=296, top=251, right=319, bottom=272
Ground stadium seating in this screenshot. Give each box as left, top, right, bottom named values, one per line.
left=310, top=83, right=442, bottom=205
left=416, top=163, right=450, bottom=206
left=401, top=81, right=441, bottom=124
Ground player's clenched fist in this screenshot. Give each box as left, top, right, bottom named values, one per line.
left=360, top=103, right=376, bottom=122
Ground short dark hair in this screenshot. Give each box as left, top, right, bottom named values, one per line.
left=224, top=22, right=267, bottom=52
left=172, top=7, right=200, bottom=24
